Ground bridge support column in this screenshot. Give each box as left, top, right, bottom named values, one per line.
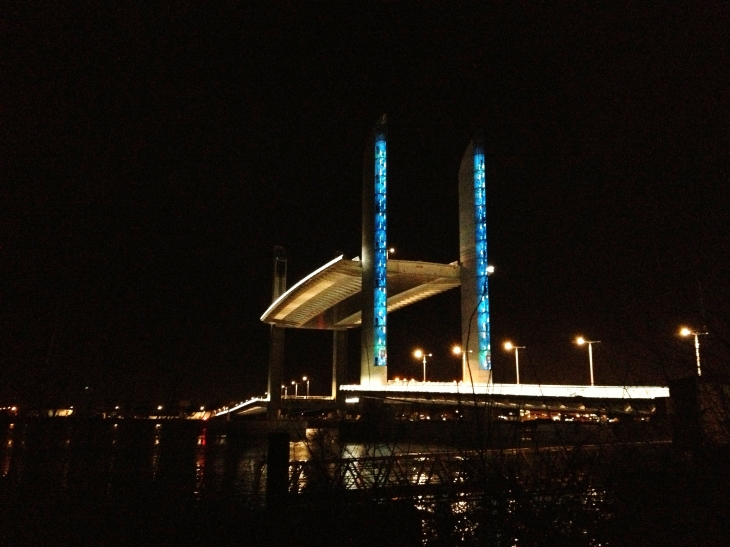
left=360, top=115, right=389, bottom=387
left=333, top=330, right=348, bottom=410
left=267, top=247, right=287, bottom=419
left=458, top=137, right=492, bottom=385
left=265, top=431, right=290, bottom=509
left=268, top=327, right=285, bottom=419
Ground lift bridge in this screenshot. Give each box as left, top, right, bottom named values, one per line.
left=257, top=120, right=670, bottom=422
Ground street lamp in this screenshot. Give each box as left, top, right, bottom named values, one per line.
left=281, top=384, right=288, bottom=398
left=291, top=380, right=298, bottom=398
left=303, top=376, right=310, bottom=398
left=413, top=349, right=432, bottom=383
left=452, top=345, right=464, bottom=383
left=503, top=341, right=525, bottom=385
left=680, top=327, right=708, bottom=377
left=452, top=345, right=474, bottom=382
left=575, top=336, right=600, bottom=386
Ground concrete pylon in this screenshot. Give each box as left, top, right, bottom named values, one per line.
left=267, top=246, right=287, bottom=419
left=360, top=114, right=388, bottom=387
left=458, top=136, right=492, bottom=384
left=332, top=329, right=348, bottom=408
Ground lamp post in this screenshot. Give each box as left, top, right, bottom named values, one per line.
left=503, top=341, right=525, bottom=385
left=680, top=327, right=708, bottom=377
left=303, top=376, right=310, bottom=398
left=452, top=345, right=464, bottom=382
left=413, top=349, right=432, bottom=383
left=291, top=380, right=298, bottom=398
left=452, top=345, right=474, bottom=383
left=575, top=336, right=600, bottom=386
left=281, top=384, right=288, bottom=399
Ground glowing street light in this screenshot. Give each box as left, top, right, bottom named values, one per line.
left=281, top=384, right=288, bottom=398
left=680, top=327, right=708, bottom=377
left=413, top=349, right=432, bottom=383
left=503, top=341, right=525, bottom=385
left=452, top=345, right=465, bottom=383
left=452, top=345, right=474, bottom=382
left=291, top=380, right=298, bottom=398
left=575, top=336, right=600, bottom=386
left=303, top=376, right=310, bottom=398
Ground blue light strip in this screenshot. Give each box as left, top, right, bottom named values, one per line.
left=373, top=128, right=387, bottom=366
left=473, top=143, right=491, bottom=370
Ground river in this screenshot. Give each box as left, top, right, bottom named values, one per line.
left=1, top=416, right=725, bottom=546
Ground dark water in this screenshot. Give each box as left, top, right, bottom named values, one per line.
left=2, top=419, right=260, bottom=501
left=2, top=418, right=729, bottom=546
left=0, top=418, right=423, bottom=546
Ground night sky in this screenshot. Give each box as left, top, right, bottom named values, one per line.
left=4, top=3, right=729, bottom=408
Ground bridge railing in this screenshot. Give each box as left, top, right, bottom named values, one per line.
left=285, top=442, right=654, bottom=496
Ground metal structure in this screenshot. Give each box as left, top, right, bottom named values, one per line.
left=286, top=442, right=670, bottom=497
left=260, top=257, right=460, bottom=329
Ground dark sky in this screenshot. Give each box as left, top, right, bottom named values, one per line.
left=4, top=3, right=730, bottom=407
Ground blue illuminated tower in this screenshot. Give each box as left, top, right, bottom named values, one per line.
left=458, top=135, right=492, bottom=384
left=360, top=115, right=389, bottom=386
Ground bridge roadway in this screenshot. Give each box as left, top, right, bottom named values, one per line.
left=343, top=381, right=669, bottom=416
left=213, top=383, right=671, bottom=503
left=215, top=382, right=669, bottom=418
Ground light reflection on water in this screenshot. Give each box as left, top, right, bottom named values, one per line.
left=291, top=427, right=456, bottom=462
left=0, top=420, right=272, bottom=505
left=1, top=423, right=14, bottom=477
left=151, top=423, right=162, bottom=480
left=414, top=488, right=613, bottom=547
left=194, top=427, right=206, bottom=496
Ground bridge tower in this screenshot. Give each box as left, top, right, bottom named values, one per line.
left=458, top=136, right=492, bottom=384
left=267, top=246, right=287, bottom=418
left=360, top=114, right=388, bottom=387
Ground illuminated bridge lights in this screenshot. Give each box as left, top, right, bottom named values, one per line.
left=473, top=143, right=491, bottom=370
left=373, top=127, right=387, bottom=366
